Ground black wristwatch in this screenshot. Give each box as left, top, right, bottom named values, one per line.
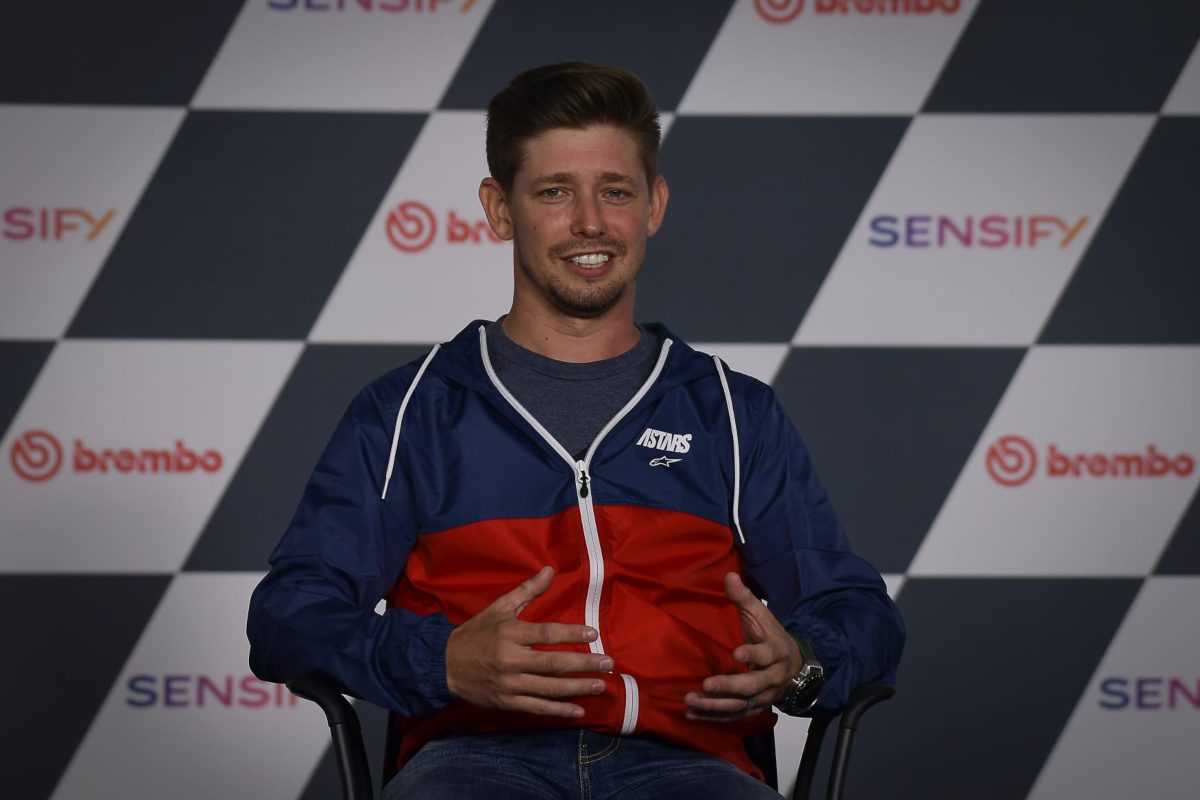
left=775, top=634, right=825, bottom=716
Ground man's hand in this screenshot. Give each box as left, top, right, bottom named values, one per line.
left=684, top=572, right=803, bottom=721
left=445, top=566, right=614, bottom=718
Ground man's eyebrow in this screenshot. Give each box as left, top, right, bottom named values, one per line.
left=531, top=172, right=575, bottom=186
left=530, top=171, right=638, bottom=186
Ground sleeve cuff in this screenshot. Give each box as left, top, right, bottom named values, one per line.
left=376, top=610, right=458, bottom=715
left=424, top=620, right=456, bottom=707
left=789, top=616, right=853, bottom=709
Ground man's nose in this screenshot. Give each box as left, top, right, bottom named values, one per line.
left=571, top=195, right=606, bottom=238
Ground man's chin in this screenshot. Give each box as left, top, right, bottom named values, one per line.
left=551, top=297, right=621, bottom=319
left=549, top=286, right=629, bottom=319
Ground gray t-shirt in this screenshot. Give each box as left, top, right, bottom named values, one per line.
left=485, top=320, right=659, bottom=460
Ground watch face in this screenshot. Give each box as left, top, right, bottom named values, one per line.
left=777, top=671, right=824, bottom=716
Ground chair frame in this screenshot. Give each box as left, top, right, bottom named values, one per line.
left=288, top=678, right=894, bottom=800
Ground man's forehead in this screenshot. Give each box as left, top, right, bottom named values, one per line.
left=514, top=125, right=644, bottom=184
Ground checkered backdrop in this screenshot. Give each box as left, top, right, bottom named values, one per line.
left=2, top=1, right=1198, bottom=797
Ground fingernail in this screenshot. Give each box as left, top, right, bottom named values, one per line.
left=572, top=707, right=585, bottom=718
left=583, top=628, right=598, bottom=642
left=599, top=658, right=614, bottom=672
left=592, top=681, right=604, bottom=694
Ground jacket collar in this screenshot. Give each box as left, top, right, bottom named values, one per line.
left=427, top=319, right=717, bottom=399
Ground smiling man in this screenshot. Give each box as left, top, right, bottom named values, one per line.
left=248, top=63, right=904, bottom=799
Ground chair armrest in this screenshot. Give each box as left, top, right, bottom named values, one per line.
left=839, top=682, right=896, bottom=731
left=288, top=677, right=362, bottom=729
left=826, top=683, right=895, bottom=800
left=792, top=682, right=896, bottom=800
left=287, top=678, right=374, bottom=800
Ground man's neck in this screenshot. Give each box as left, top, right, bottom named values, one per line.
left=500, top=305, right=641, bottom=364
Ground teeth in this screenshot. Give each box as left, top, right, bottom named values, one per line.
left=570, top=253, right=609, bottom=266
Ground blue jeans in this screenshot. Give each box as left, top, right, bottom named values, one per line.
left=381, top=729, right=780, bottom=799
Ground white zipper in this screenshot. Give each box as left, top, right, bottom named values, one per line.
left=477, top=325, right=673, bottom=734
left=574, top=458, right=607, bottom=654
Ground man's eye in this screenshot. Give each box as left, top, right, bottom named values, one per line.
left=542, top=188, right=564, bottom=198
left=606, top=189, right=631, bottom=199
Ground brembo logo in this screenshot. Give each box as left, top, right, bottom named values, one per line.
left=755, top=0, right=806, bottom=23
left=3, top=207, right=117, bottom=242
left=9, top=430, right=223, bottom=483
left=267, top=0, right=477, bottom=12
left=986, top=434, right=1195, bottom=488
left=868, top=215, right=1089, bottom=249
left=384, top=200, right=502, bottom=253
left=10, top=430, right=63, bottom=482
left=754, top=0, right=960, bottom=23
left=636, top=428, right=692, bottom=454
left=985, top=435, right=1037, bottom=487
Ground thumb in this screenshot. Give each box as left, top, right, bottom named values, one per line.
left=725, top=572, right=769, bottom=641
left=497, top=565, right=555, bottom=616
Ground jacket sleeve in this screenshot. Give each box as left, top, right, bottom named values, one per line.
left=735, top=387, right=905, bottom=710
left=246, top=381, right=456, bottom=715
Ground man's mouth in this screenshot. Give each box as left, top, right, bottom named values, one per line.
left=552, top=239, right=625, bottom=270
left=568, top=253, right=610, bottom=268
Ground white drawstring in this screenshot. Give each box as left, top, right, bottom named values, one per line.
left=713, top=357, right=744, bottom=544
left=381, top=344, right=440, bottom=500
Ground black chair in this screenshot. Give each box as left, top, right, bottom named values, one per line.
left=287, top=678, right=894, bottom=800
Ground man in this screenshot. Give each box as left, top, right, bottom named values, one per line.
left=248, top=63, right=904, bottom=798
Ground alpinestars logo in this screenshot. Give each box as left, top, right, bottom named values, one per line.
left=636, top=428, right=692, bottom=459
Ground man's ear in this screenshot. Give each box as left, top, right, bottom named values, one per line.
left=646, top=173, right=669, bottom=237
left=479, top=177, right=514, bottom=241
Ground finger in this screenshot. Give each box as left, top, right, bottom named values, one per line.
left=732, top=641, right=781, bottom=669
left=494, top=566, right=555, bottom=615
left=685, top=701, right=770, bottom=722
left=501, top=695, right=586, bottom=719
left=509, top=647, right=613, bottom=676
left=684, top=691, right=771, bottom=716
left=504, top=674, right=607, bottom=699
left=509, top=619, right=599, bottom=647
left=699, top=668, right=778, bottom=699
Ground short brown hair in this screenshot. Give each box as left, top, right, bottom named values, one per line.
left=486, top=62, right=661, bottom=192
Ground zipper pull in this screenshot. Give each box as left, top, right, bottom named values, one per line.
left=578, top=466, right=590, bottom=498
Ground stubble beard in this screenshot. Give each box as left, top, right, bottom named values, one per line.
left=519, top=242, right=640, bottom=319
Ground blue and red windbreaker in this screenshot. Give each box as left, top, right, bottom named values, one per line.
left=247, top=320, right=904, bottom=777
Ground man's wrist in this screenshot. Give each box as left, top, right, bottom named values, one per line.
left=786, top=632, right=806, bottom=672
left=790, top=632, right=817, bottom=666
left=775, top=632, right=824, bottom=716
